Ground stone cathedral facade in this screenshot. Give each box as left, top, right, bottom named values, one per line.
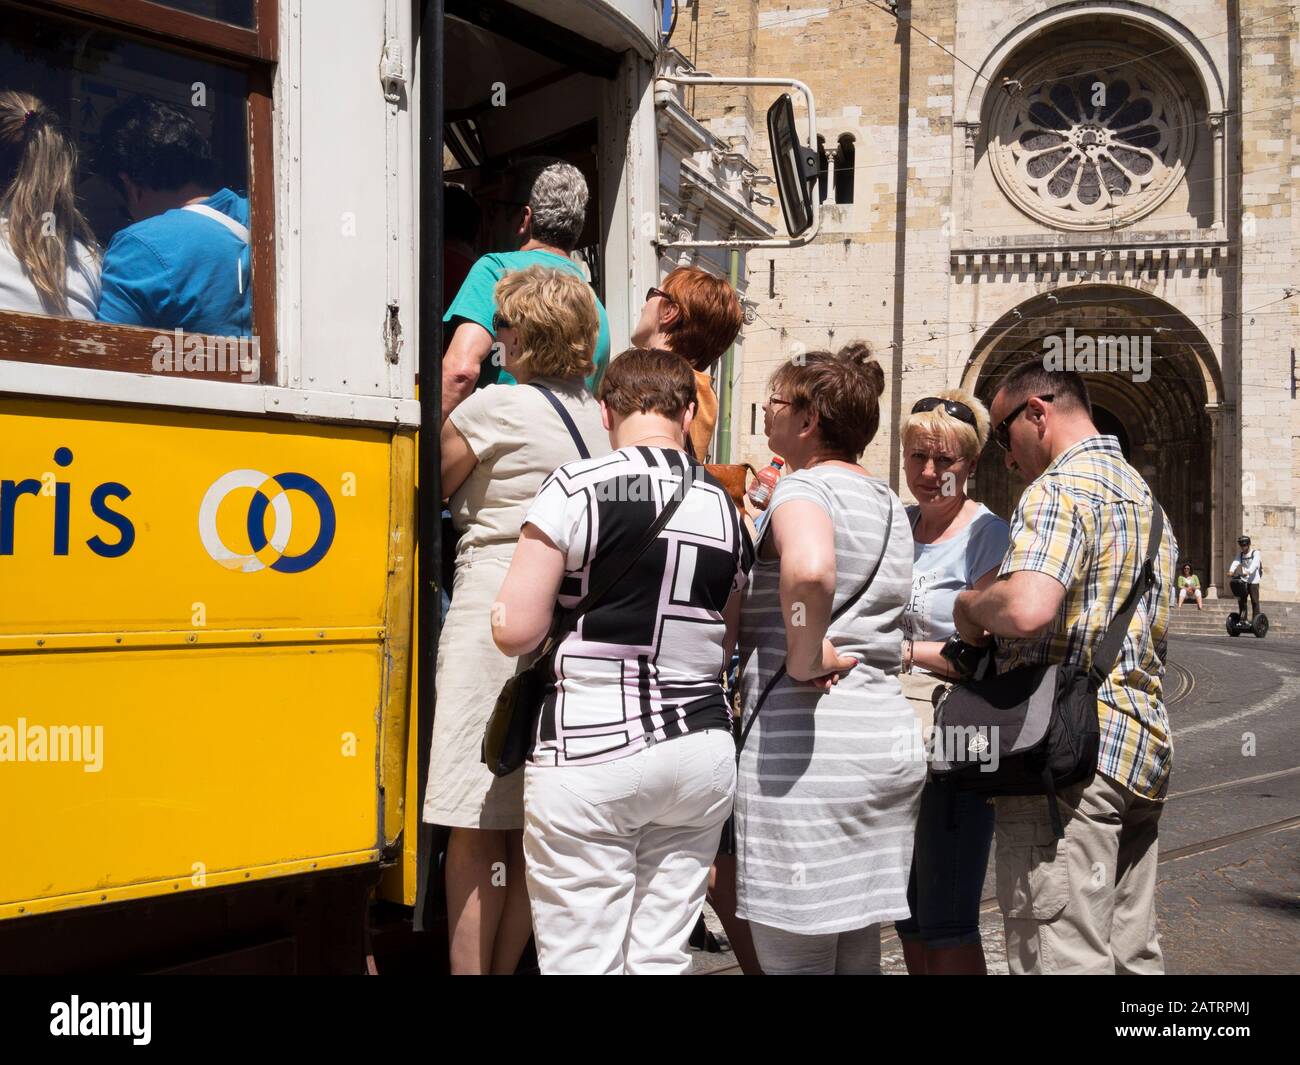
left=674, top=0, right=1298, bottom=600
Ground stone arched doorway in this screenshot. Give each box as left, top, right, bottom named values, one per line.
left=965, top=285, right=1223, bottom=580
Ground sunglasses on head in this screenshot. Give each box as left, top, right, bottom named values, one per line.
left=994, top=394, right=1054, bottom=451
left=911, top=397, right=977, bottom=430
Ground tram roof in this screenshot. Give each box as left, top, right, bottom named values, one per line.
left=499, top=0, right=659, bottom=60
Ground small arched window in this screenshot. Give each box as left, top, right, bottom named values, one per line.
left=835, top=133, right=855, bottom=204
left=816, top=135, right=828, bottom=204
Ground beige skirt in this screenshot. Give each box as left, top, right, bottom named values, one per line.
left=422, top=545, right=525, bottom=830
left=899, top=671, right=946, bottom=735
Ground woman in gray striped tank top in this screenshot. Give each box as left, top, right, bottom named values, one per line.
left=735, top=344, right=925, bottom=974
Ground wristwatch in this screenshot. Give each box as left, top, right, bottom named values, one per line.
left=940, top=633, right=986, bottom=679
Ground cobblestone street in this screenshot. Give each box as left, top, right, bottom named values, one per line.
left=696, top=634, right=1300, bottom=975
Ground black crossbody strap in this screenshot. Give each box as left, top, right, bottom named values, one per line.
left=737, top=486, right=896, bottom=757
left=541, top=453, right=691, bottom=652
left=1087, top=504, right=1164, bottom=690
left=529, top=383, right=591, bottom=460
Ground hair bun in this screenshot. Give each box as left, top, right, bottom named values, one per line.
left=837, top=341, right=883, bottom=396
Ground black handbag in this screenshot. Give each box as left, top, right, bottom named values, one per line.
left=481, top=469, right=689, bottom=777
left=930, top=506, right=1164, bottom=837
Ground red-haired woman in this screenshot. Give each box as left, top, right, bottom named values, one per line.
left=632, top=266, right=742, bottom=462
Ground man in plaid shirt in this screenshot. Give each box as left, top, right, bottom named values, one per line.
left=953, top=363, right=1177, bottom=974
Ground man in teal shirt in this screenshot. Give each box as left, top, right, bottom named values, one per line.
left=441, top=158, right=610, bottom=424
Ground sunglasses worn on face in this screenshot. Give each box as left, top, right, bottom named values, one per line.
left=994, top=394, right=1054, bottom=451
left=492, top=313, right=512, bottom=333
left=911, top=396, right=977, bottom=429
left=646, top=286, right=675, bottom=304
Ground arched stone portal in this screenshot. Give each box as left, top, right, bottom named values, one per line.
left=964, top=285, right=1224, bottom=583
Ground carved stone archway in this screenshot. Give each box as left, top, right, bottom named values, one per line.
left=964, top=285, right=1224, bottom=582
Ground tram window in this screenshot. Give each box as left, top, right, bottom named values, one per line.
left=0, top=0, right=275, bottom=383
left=146, top=0, right=256, bottom=29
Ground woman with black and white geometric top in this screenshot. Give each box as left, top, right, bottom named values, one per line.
left=493, top=348, right=753, bottom=975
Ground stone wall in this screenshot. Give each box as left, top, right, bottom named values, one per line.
left=686, top=0, right=1300, bottom=600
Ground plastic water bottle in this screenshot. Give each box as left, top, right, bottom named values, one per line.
left=747, top=457, right=784, bottom=510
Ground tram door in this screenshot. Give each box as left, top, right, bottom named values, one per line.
left=440, top=12, right=624, bottom=305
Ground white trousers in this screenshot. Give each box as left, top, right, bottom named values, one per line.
left=523, top=729, right=737, bottom=975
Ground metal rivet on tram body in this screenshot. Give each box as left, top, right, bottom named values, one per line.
left=187, top=634, right=197, bottom=643
left=318, top=631, right=326, bottom=638
left=254, top=632, right=263, bottom=640
left=36, top=639, right=44, bottom=647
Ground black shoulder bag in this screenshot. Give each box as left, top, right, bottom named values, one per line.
left=930, top=506, right=1164, bottom=837
left=482, top=465, right=688, bottom=777
left=736, top=491, right=895, bottom=759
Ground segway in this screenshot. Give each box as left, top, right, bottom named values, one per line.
left=1226, top=576, right=1269, bottom=638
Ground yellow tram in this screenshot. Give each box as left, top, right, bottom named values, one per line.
left=0, top=0, right=816, bottom=972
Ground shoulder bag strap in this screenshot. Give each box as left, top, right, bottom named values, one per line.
left=1087, top=504, right=1164, bottom=690
left=538, top=453, right=690, bottom=652
left=737, top=486, right=896, bottom=756
left=529, top=383, right=591, bottom=460
left=181, top=202, right=251, bottom=244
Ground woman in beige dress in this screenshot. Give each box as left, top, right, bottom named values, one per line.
left=424, top=265, right=609, bottom=974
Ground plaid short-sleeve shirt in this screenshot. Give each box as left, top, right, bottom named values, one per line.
left=996, top=436, right=1178, bottom=799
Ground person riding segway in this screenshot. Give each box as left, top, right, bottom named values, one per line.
left=1226, top=535, right=1268, bottom=638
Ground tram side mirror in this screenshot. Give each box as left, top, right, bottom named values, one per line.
left=766, top=93, right=819, bottom=237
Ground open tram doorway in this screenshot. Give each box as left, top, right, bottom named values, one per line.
left=440, top=3, right=629, bottom=311
left=965, top=285, right=1225, bottom=589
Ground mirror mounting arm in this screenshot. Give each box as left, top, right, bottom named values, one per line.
left=653, top=74, right=821, bottom=250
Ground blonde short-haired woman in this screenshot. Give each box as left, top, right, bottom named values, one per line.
left=895, top=386, right=1009, bottom=975
left=0, top=91, right=100, bottom=318
left=423, top=264, right=610, bottom=974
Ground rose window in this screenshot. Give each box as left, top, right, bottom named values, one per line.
left=989, top=47, right=1194, bottom=230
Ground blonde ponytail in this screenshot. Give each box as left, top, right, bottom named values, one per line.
left=0, top=91, right=99, bottom=316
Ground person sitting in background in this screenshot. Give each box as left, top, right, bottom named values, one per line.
left=0, top=92, right=99, bottom=319
left=1176, top=563, right=1203, bottom=611
left=492, top=348, right=752, bottom=975
left=630, top=267, right=742, bottom=461
left=423, top=265, right=610, bottom=975
left=96, top=96, right=251, bottom=336
left=895, top=389, right=1009, bottom=976
left=440, top=158, right=611, bottom=422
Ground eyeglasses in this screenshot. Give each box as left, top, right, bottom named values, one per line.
left=994, top=394, right=1054, bottom=451
left=911, top=397, right=977, bottom=429
left=491, top=312, right=512, bottom=333
left=646, top=286, right=676, bottom=304
left=765, top=393, right=791, bottom=411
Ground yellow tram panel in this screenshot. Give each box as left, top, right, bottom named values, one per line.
left=0, top=398, right=408, bottom=918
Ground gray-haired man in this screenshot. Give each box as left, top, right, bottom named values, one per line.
left=440, top=158, right=611, bottom=423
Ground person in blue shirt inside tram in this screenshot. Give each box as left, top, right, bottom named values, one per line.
left=440, top=157, right=611, bottom=424
left=96, top=96, right=251, bottom=337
